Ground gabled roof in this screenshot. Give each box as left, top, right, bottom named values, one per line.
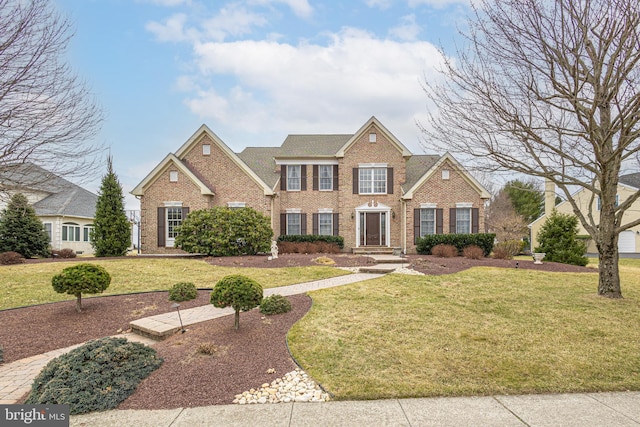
left=402, top=155, right=441, bottom=193
left=336, top=116, right=412, bottom=158
left=620, top=173, right=640, bottom=189
left=0, top=163, right=97, bottom=218
left=130, top=153, right=214, bottom=197
left=131, top=125, right=275, bottom=197
left=276, top=135, right=352, bottom=158
left=237, top=147, right=281, bottom=189
left=402, top=152, right=491, bottom=200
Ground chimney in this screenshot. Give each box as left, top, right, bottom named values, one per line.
left=544, top=179, right=555, bottom=216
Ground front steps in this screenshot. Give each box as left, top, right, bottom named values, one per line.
left=352, top=246, right=401, bottom=255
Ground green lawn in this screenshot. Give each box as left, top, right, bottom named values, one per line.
left=0, top=258, right=349, bottom=310
left=288, top=262, right=640, bottom=399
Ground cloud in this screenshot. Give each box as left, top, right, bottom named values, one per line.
left=180, top=27, right=444, bottom=146
left=139, top=0, right=192, bottom=6
left=145, top=13, right=189, bottom=42
left=249, top=0, right=313, bottom=18
left=365, top=0, right=395, bottom=9
left=389, top=14, right=422, bottom=41
left=408, top=0, right=471, bottom=8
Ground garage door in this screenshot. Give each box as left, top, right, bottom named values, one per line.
left=618, top=230, right=636, bottom=253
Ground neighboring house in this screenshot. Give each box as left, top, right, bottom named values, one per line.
left=132, top=116, right=491, bottom=255
left=529, top=174, right=640, bottom=254
left=0, top=163, right=98, bottom=255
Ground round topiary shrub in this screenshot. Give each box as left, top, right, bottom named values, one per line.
left=168, top=282, right=198, bottom=302
left=51, top=263, right=111, bottom=312
left=210, top=274, right=263, bottom=330
left=25, top=337, right=162, bottom=415
left=260, top=294, right=292, bottom=315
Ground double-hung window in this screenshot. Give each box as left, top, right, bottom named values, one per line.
left=456, top=208, right=471, bottom=234
left=359, top=167, right=386, bottom=194
left=286, top=213, right=301, bottom=235
left=318, top=213, right=333, bottom=236
left=43, top=223, right=52, bottom=243
left=420, top=209, right=436, bottom=236
left=287, top=165, right=301, bottom=191
left=319, top=165, right=333, bottom=191
left=83, top=225, right=93, bottom=242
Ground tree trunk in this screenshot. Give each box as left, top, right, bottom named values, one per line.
left=596, top=235, right=623, bottom=298
left=234, top=309, right=240, bottom=330
left=75, top=293, right=83, bottom=313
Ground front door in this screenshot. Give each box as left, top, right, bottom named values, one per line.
left=359, top=212, right=387, bottom=246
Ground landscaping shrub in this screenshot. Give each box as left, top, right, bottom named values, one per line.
left=25, top=337, right=162, bottom=415
left=492, top=240, right=524, bottom=260
left=313, top=256, right=336, bottom=265
left=175, top=207, right=272, bottom=256
left=168, top=282, right=198, bottom=302
left=278, top=240, right=341, bottom=254
left=535, top=210, right=588, bottom=266
left=0, top=251, right=25, bottom=265
left=196, top=342, right=218, bottom=355
left=277, top=234, right=344, bottom=249
left=0, top=193, right=50, bottom=258
left=417, top=233, right=495, bottom=257
left=52, top=248, right=77, bottom=258
left=260, top=294, right=292, bottom=315
left=210, top=274, right=263, bottom=330
left=462, top=245, right=484, bottom=260
left=431, top=244, right=459, bottom=258
left=51, top=264, right=111, bottom=312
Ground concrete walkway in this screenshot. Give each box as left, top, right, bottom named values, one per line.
left=70, top=392, right=640, bottom=426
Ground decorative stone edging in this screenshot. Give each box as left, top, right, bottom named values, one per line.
left=233, top=368, right=330, bottom=404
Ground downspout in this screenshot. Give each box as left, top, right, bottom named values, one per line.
left=401, top=199, right=407, bottom=254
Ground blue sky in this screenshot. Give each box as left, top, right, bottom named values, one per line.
left=53, top=0, right=472, bottom=209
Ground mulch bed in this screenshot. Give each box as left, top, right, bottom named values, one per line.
left=1, top=253, right=595, bottom=409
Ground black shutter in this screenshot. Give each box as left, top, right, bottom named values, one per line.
left=301, top=165, right=307, bottom=191
left=333, top=165, right=339, bottom=191
left=414, top=208, right=421, bottom=244
left=472, top=208, right=480, bottom=234
left=387, top=167, right=394, bottom=194
left=436, top=209, right=443, bottom=234
left=280, top=167, right=286, bottom=191
left=450, top=208, right=457, bottom=234
left=280, top=213, right=287, bottom=236
left=313, top=165, right=319, bottom=191
left=312, top=213, right=319, bottom=235
left=333, top=213, right=339, bottom=236
left=353, top=168, right=359, bottom=194
left=300, top=213, right=307, bottom=235
left=157, top=207, right=166, bottom=247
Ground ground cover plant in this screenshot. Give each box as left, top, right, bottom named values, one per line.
left=0, top=258, right=349, bottom=310
left=288, top=265, right=640, bottom=399
left=26, top=337, right=162, bottom=414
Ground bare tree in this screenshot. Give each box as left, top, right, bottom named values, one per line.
left=420, top=0, right=640, bottom=298
left=0, top=0, right=103, bottom=190
left=486, top=190, right=528, bottom=242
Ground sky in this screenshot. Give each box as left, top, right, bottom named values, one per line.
left=52, top=0, right=473, bottom=210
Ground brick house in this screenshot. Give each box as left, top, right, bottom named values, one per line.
left=131, top=117, right=490, bottom=254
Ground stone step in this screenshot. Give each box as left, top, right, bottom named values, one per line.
left=359, top=264, right=404, bottom=274
left=352, top=247, right=398, bottom=255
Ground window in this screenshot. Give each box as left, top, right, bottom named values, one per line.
left=62, top=222, right=81, bottom=242
left=597, top=195, right=620, bottom=210
left=287, top=165, right=301, bottom=191
left=286, top=213, right=301, bottom=235
left=420, top=209, right=436, bottom=236
left=318, top=213, right=333, bottom=236
left=83, top=225, right=93, bottom=242
left=43, top=223, right=52, bottom=243
left=319, top=165, right=333, bottom=191
left=166, top=207, right=183, bottom=246
left=359, top=168, right=387, bottom=194
left=456, top=208, right=471, bottom=234
left=442, top=169, right=450, bottom=180
left=369, top=132, right=377, bottom=143
left=169, top=171, right=178, bottom=182
left=202, top=144, right=211, bottom=155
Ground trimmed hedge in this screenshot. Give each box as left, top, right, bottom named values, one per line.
left=260, top=294, right=292, bottom=315
left=417, top=233, right=495, bottom=257
left=168, top=282, right=198, bottom=302
left=277, top=234, right=344, bottom=249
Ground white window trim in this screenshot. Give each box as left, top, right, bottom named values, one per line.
left=169, top=171, right=178, bottom=182
left=420, top=208, right=436, bottom=237
left=275, top=159, right=338, bottom=165
left=442, top=169, right=450, bottom=180
left=420, top=203, right=437, bottom=209
left=318, top=208, right=333, bottom=213
left=164, top=201, right=183, bottom=207
left=456, top=207, right=472, bottom=234
left=369, top=133, right=377, bottom=143
left=286, top=208, right=302, bottom=213
left=227, top=202, right=246, bottom=208
left=287, top=165, right=301, bottom=192
left=456, top=202, right=473, bottom=208
left=319, top=165, right=333, bottom=191
left=202, top=144, right=211, bottom=155
left=318, top=212, right=333, bottom=236
left=286, top=212, right=302, bottom=235
left=358, top=163, right=387, bottom=168
left=166, top=206, right=184, bottom=248
left=359, top=167, right=387, bottom=195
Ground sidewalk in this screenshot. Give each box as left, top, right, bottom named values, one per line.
left=70, top=392, right=640, bottom=426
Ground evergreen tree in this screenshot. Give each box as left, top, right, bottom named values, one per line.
left=91, top=157, right=130, bottom=257
left=535, top=210, right=588, bottom=266
left=0, top=193, right=50, bottom=257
